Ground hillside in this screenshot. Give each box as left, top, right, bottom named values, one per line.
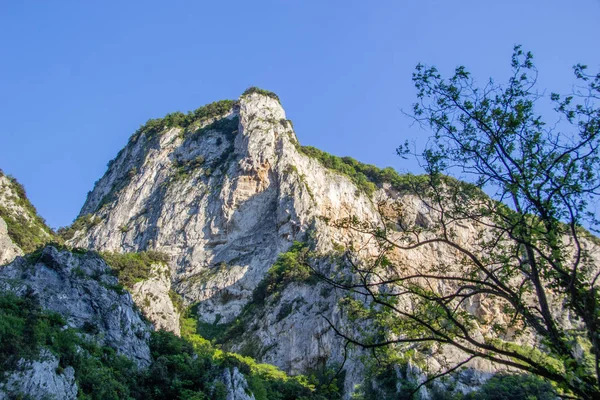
left=0, top=89, right=579, bottom=399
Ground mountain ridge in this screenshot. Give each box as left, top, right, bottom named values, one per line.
left=0, top=88, right=579, bottom=399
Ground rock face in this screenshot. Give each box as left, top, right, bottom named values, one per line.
left=0, top=350, right=78, bottom=400
left=0, top=246, right=152, bottom=366
left=221, top=367, right=256, bottom=400
left=67, top=92, right=381, bottom=391
left=0, top=217, right=21, bottom=265
left=0, top=244, right=265, bottom=400
left=131, top=262, right=181, bottom=335
left=63, top=90, right=599, bottom=397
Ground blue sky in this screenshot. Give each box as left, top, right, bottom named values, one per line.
left=1, top=0, right=599, bottom=228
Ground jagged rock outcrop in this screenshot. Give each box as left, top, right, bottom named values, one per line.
left=0, top=218, right=21, bottom=265
left=0, top=246, right=152, bottom=366
left=221, top=367, right=256, bottom=400
left=0, top=172, right=54, bottom=264
left=63, top=90, right=597, bottom=398
left=64, top=91, right=490, bottom=396
left=131, top=262, right=181, bottom=335
left=0, top=350, right=78, bottom=400
left=66, top=92, right=379, bottom=392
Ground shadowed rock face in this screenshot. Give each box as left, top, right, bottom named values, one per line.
left=221, top=367, right=256, bottom=400
left=0, top=246, right=153, bottom=367
left=0, top=245, right=261, bottom=400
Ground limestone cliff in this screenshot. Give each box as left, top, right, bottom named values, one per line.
left=61, top=90, right=485, bottom=396
left=0, top=245, right=258, bottom=400
left=65, top=91, right=385, bottom=389
left=40, top=88, right=593, bottom=398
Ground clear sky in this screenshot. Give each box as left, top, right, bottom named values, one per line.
left=1, top=0, right=599, bottom=228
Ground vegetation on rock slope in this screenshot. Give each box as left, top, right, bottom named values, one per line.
left=0, top=170, right=56, bottom=253
left=100, top=251, right=170, bottom=289
left=196, top=242, right=317, bottom=346
left=241, top=86, right=281, bottom=103
left=297, top=145, right=427, bottom=197
left=130, top=99, right=237, bottom=143
left=0, top=285, right=341, bottom=400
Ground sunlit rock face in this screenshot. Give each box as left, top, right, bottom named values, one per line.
left=0, top=350, right=78, bottom=400
left=66, top=92, right=387, bottom=393
left=0, top=217, right=21, bottom=265
left=67, top=91, right=594, bottom=398
left=131, top=262, right=181, bottom=335
left=0, top=173, right=54, bottom=265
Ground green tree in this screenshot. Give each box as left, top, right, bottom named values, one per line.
left=323, top=47, right=600, bottom=398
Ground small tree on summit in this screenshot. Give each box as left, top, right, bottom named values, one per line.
left=319, top=47, right=600, bottom=398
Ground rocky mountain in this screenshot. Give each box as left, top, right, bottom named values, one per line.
left=0, top=148, right=337, bottom=399
left=58, top=88, right=513, bottom=397
left=62, top=89, right=397, bottom=391
left=0, top=244, right=311, bottom=399
left=0, top=88, right=581, bottom=399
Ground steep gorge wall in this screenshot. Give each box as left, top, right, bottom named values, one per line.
left=66, top=92, right=392, bottom=392
left=58, top=90, right=592, bottom=398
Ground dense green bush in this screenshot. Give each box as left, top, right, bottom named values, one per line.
left=134, top=100, right=237, bottom=140
left=0, top=290, right=61, bottom=373
left=57, top=214, right=99, bottom=241
left=241, top=87, right=280, bottom=103
left=100, top=251, right=169, bottom=289
left=252, top=241, right=316, bottom=306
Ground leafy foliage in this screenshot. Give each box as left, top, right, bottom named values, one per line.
left=57, top=214, right=100, bottom=241
left=0, top=290, right=140, bottom=399
left=327, top=46, right=600, bottom=398
left=0, top=283, right=340, bottom=399
left=196, top=242, right=317, bottom=345
left=241, top=87, right=281, bottom=103
left=179, top=301, right=342, bottom=400
left=133, top=100, right=237, bottom=140
left=462, top=373, right=556, bottom=400
left=252, top=241, right=316, bottom=305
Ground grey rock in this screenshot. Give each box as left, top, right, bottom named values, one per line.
left=0, top=217, right=21, bottom=265
left=131, top=262, right=180, bottom=335
left=0, top=350, right=77, bottom=400
left=65, top=92, right=600, bottom=398
left=0, top=246, right=152, bottom=367
left=221, top=367, right=256, bottom=400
